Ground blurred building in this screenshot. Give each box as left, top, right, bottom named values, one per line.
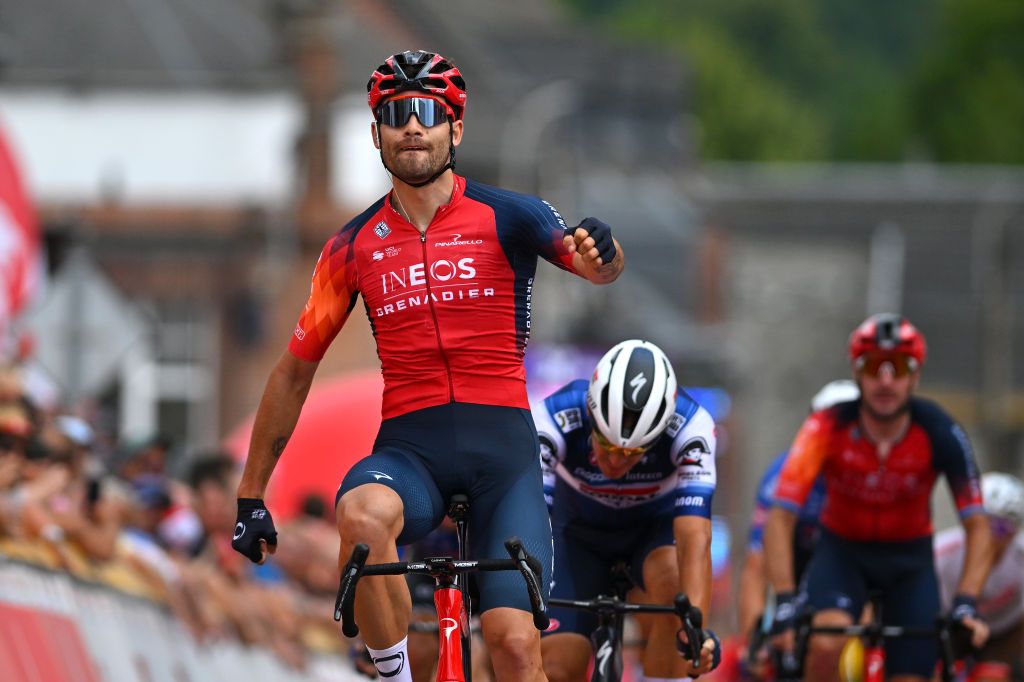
left=0, top=0, right=693, bottom=457
left=3, top=0, right=1022, bottom=539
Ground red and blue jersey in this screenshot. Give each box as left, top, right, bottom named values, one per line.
left=748, top=450, right=825, bottom=554
left=773, top=397, right=984, bottom=542
left=289, top=175, right=579, bottom=419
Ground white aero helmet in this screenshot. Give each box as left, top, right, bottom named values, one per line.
left=587, top=340, right=677, bottom=450
left=810, top=379, right=860, bottom=412
left=982, top=472, right=1024, bottom=527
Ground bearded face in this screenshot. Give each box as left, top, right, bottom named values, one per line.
left=373, top=103, right=461, bottom=186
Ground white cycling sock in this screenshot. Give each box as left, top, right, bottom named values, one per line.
left=365, top=637, right=413, bottom=681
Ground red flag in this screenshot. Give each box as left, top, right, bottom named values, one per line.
left=0, top=121, right=43, bottom=347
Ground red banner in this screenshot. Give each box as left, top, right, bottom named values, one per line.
left=0, top=602, right=101, bottom=682
left=0, top=121, right=42, bottom=345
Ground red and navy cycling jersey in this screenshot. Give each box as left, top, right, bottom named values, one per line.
left=289, top=175, right=579, bottom=419
left=531, top=379, right=717, bottom=528
left=773, top=397, right=984, bottom=543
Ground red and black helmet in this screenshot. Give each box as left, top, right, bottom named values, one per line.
left=848, top=313, right=927, bottom=365
left=367, top=50, right=467, bottom=121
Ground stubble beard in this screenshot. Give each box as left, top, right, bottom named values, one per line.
left=386, top=139, right=449, bottom=186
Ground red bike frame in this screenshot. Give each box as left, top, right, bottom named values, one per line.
left=434, top=584, right=468, bottom=682
left=335, top=495, right=549, bottom=682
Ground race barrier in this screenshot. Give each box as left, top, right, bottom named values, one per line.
left=0, top=556, right=363, bottom=682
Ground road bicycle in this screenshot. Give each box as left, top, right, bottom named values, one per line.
left=760, top=591, right=972, bottom=682
left=334, top=494, right=548, bottom=682
left=547, top=562, right=706, bottom=682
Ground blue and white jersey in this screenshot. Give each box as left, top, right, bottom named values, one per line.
left=532, top=379, right=717, bottom=528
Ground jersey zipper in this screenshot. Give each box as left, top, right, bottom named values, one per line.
left=420, top=231, right=455, bottom=402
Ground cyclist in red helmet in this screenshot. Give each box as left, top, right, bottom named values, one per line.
left=232, top=49, right=624, bottom=682
left=764, top=313, right=994, bottom=682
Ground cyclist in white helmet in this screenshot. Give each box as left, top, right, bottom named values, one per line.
left=532, top=339, right=720, bottom=681
left=934, top=472, right=1024, bottom=681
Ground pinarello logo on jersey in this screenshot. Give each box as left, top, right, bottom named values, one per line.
left=434, top=233, right=484, bottom=247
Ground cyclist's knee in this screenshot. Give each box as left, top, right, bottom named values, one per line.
left=481, top=610, right=540, bottom=660
left=541, top=633, right=590, bottom=682
left=805, top=609, right=854, bottom=661
left=337, top=485, right=404, bottom=543
left=641, top=547, right=679, bottom=600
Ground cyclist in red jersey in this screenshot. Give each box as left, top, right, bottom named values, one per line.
left=764, top=313, right=994, bottom=682
left=231, top=50, right=623, bottom=682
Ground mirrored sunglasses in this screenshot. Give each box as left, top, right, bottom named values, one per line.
left=376, top=97, right=451, bottom=128
left=592, top=429, right=648, bottom=458
left=855, top=352, right=918, bottom=378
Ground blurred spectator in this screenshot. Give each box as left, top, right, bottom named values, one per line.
left=1, top=366, right=349, bottom=673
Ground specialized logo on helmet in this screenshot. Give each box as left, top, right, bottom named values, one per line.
left=629, top=372, right=648, bottom=404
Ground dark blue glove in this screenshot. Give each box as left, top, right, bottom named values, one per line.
left=770, top=591, right=799, bottom=635
left=950, top=594, right=979, bottom=623
left=705, top=628, right=722, bottom=672
left=567, top=217, right=617, bottom=264
left=232, top=497, right=278, bottom=563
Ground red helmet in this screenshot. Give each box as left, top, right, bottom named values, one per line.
left=367, top=50, right=467, bottom=121
left=848, top=313, right=927, bottom=365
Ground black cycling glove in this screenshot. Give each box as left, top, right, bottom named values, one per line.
left=950, top=594, right=979, bottom=623
left=566, top=217, right=617, bottom=264
left=232, top=497, right=278, bottom=563
left=771, top=591, right=799, bottom=635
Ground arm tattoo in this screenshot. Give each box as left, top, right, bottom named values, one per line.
left=271, top=436, right=288, bottom=459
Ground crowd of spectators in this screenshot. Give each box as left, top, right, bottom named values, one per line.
left=0, top=362, right=352, bottom=673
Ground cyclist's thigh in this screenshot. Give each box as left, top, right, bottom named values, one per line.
left=461, top=406, right=552, bottom=614
left=633, top=515, right=676, bottom=592
left=802, top=530, right=868, bottom=618
left=877, top=548, right=939, bottom=678
left=544, top=522, right=612, bottom=638
left=337, top=447, right=445, bottom=545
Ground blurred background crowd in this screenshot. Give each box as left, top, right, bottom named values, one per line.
left=0, top=361, right=348, bottom=671
left=1, top=0, right=1022, bottom=679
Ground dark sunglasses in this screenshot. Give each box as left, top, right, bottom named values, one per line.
left=376, top=97, right=451, bottom=128
left=855, top=352, right=918, bottom=378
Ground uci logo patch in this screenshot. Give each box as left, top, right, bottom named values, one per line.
left=554, top=408, right=583, bottom=433
left=374, top=221, right=391, bottom=239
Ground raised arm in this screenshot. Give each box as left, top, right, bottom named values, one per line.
left=237, top=351, right=319, bottom=499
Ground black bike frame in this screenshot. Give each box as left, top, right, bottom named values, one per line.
left=549, top=575, right=703, bottom=682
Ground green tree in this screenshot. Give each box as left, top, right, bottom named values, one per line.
left=912, top=0, right=1024, bottom=163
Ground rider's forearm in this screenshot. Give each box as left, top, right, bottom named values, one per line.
left=955, top=512, right=994, bottom=597
left=574, top=238, right=624, bottom=284
left=737, top=550, right=767, bottom=636
left=237, top=352, right=318, bottom=499
left=764, top=507, right=799, bottom=593
left=675, top=516, right=713, bottom=617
